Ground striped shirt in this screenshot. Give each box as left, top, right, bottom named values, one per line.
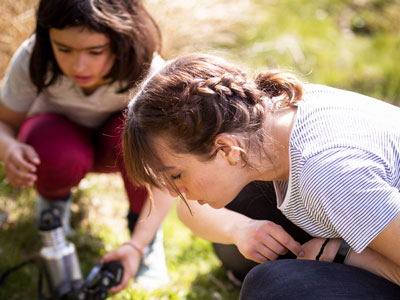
left=276, top=84, right=400, bottom=253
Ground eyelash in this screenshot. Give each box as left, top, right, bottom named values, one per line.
left=57, top=49, right=104, bottom=55
left=171, top=174, right=181, bottom=180
left=89, top=51, right=104, bottom=55
left=58, top=48, right=71, bottom=53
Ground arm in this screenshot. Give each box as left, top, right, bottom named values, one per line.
left=298, top=149, right=400, bottom=284
left=102, top=186, right=175, bottom=292
left=177, top=200, right=304, bottom=263
left=0, top=101, right=40, bottom=188
left=299, top=227, right=400, bottom=286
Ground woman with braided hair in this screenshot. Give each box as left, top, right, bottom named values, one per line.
left=124, top=53, right=400, bottom=299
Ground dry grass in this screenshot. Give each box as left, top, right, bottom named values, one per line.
left=146, top=0, right=254, bottom=58
left=0, top=0, right=37, bottom=85
left=0, top=0, right=254, bottom=86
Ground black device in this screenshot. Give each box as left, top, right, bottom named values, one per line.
left=38, top=208, right=123, bottom=300
left=0, top=208, right=124, bottom=299
left=66, top=260, right=124, bottom=300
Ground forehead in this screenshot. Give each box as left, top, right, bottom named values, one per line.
left=49, top=26, right=109, bottom=48
left=151, top=135, right=193, bottom=166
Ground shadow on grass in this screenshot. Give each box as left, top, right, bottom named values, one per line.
left=186, top=266, right=241, bottom=300
left=0, top=215, right=107, bottom=300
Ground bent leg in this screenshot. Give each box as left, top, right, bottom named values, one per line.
left=19, top=113, right=94, bottom=199
left=92, top=112, right=147, bottom=224
left=240, top=259, right=400, bottom=300
left=213, top=181, right=312, bottom=281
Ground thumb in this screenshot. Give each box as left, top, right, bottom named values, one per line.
left=101, top=251, right=115, bottom=263
left=24, top=146, right=40, bottom=165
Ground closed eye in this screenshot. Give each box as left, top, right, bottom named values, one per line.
left=171, top=174, right=181, bottom=180
left=89, top=50, right=104, bottom=55
left=58, top=48, right=71, bottom=53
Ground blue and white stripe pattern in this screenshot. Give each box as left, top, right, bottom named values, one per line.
left=277, top=84, right=400, bottom=253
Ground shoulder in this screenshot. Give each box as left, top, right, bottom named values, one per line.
left=2, top=35, right=35, bottom=83
left=1, top=35, right=37, bottom=112
left=300, top=147, right=390, bottom=193
left=8, top=35, right=35, bottom=69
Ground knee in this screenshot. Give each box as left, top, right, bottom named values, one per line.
left=240, top=261, right=279, bottom=300
left=240, top=260, right=307, bottom=300
left=20, top=114, right=94, bottom=188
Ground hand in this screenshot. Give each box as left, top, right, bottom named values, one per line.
left=4, top=142, right=40, bottom=188
left=234, top=219, right=304, bottom=263
left=297, top=237, right=341, bottom=261
left=101, top=243, right=142, bottom=293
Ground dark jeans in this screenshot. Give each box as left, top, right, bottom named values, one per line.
left=213, top=181, right=312, bottom=280
left=240, top=260, right=400, bottom=300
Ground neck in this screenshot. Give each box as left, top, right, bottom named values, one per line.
left=251, top=106, right=297, bottom=182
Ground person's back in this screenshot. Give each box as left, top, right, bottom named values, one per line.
left=281, top=84, right=400, bottom=252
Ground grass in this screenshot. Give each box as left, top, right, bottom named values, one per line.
left=0, top=173, right=240, bottom=300
left=1, top=0, right=400, bottom=299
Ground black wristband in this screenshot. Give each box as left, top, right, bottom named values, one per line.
left=315, top=238, right=330, bottom=261
left=333, top=240, right=351, bottom=264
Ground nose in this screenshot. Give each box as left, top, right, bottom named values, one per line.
left=72, top=52, right=87, bottom=73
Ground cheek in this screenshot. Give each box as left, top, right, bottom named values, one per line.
left=52, top=51, right=68, bottom=74
left=55, top=54, right=70, bottom=74
left=98, top=54, right=115, bottom=75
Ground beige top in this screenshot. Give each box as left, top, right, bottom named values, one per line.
left=1, top=35, right=164, bottom=128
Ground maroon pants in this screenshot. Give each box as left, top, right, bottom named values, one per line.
left=18, top=113, right=146, bottom=214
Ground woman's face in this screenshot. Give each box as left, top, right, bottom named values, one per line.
left=152, top=136, right=249, bottom=209
left=49, top=26, right=116, bottom=94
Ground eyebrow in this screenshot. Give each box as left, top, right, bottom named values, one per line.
left=51, top=40, right=110, bottom=50
left=156, top=166, right=176, bottom=172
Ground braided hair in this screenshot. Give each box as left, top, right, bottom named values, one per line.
left=124, top=53, right=303, bottom=188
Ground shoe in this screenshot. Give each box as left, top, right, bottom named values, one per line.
left=134, top=227, right=170, bottom=290
left=0, top=210, right=8, bottom=226
left=35, top=195, right=72, bottom=236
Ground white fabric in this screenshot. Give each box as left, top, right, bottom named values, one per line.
left=1, top=35, right=165, bottom=127
left=276, top=84, right=400, bottom=253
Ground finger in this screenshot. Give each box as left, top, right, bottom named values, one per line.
left=9, top=176, right=35, bottom=188
left=256, top=238, right=287, bottom=260
left=16, top=157, right=38, bottom=173
left=249, top=251, right=271, bottom=264
left=109, top=272, right=130, bottom=293
left=6, top=164, right=37, bottom=186
left=271, top=227, right=304, bottom=257
left=8, top=152, right=38, bottom=173
left=9, top=163, right=37, bottom=181
left=23, top=146, right=41, bottom=165
left=101, top=251, right=115, bottom=263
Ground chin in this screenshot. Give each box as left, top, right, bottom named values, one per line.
left=208, top=202, right=224, bottom=209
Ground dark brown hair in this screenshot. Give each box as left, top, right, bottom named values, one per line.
left=123, top=53, right=303, bottom=189
left=30, top=0, right=161, bottom=93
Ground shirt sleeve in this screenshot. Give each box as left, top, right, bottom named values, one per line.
left=299, top=147, right=400, bottom=253
left=0, top=36, right=37, bottom=113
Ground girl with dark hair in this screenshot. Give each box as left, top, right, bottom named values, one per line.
left=123, top=53, right=400, bottom=299
left=0, top=0, right=172, bottom=292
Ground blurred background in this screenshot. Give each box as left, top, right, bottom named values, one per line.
left=1, top=0, right=399, bottom=299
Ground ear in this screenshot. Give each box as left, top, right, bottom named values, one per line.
left=214, top=134, right=242, bottom=166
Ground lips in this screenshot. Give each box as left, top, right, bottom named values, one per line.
left=74, top=76, right=92, bottom=84
left=197, top=200, right=206, bottom=205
